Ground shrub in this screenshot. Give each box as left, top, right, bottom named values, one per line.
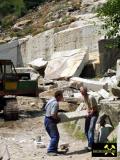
left=1, top=15, right=17, bottom=28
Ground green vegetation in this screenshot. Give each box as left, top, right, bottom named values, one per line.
left=0, top=0, right=80, bottom=38
left=0, top=0, right=46, bottom=18
left=24, top=0, right=45, bottom=10
left=64, top=122, right=86, bottom=141
left=1, top=15, right=16, bottom=28
left=0, top=0, right=25, bottom=17
left=97, top=0, right=120, bottom=46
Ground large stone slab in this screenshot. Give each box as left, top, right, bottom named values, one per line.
left=15, top=67, right=35, bottom=73
left=70, top=77, right=108, bottom=91
left=59, top=110, right=88, bottom=123
left=28, top=58, right=48, bottom=70
left=98, top=89, right=110, bottom=99
left=44, top=49, right=89, bottom=80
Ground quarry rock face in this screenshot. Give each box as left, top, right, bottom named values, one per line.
left=0, top=40, right=18, bottom=66
left=0, top=20, right=103, bottom=67
left=54, top=24, right=102, bottom=53
left=19, top=29, right=54, bottom=66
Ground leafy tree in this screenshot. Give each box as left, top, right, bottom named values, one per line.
left=24, top=0, right=45, bottom=10
left=0, top=0, right=47, bottom=18
left=97, top=0, right=120, bottom=43
left=0, top=0, right=25, bottom=17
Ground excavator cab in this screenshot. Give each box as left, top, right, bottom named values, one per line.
left=0, top=60, right=18, bottom=95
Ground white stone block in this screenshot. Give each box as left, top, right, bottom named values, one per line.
left=15, top=67, right=35, bottom=73
left=28, top=58, right=48, bottom=70
left=70, top=77, right=108, bottom=91
left=98, top=89, right=109, bottom=99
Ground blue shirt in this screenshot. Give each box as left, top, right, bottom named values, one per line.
left=45, top=97, right=59, bottom=117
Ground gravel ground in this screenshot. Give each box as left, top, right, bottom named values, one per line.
left=0, top=96, right=119, bottom=160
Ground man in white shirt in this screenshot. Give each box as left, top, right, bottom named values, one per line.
left=44, top=90, right=63, bottom=156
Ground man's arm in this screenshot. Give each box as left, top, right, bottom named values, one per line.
left=89, top=96, right=98, bottom=114
left=51, top=104, right=61, bottom=123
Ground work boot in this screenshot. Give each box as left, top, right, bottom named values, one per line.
left=84, top=146, right=92, bottom=152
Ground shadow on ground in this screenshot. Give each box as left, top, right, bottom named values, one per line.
left=19, top=109, right=45, bottom=119
left=66, top=149, right=90, bottom=155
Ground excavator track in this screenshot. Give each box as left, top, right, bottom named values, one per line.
left=4, top=98, right=19, bottom=121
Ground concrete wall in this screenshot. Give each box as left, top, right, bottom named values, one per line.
left=0, top=24, right=102, bottom=67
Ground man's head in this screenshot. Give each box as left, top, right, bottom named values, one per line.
left=80, top=86, right=88, bottom=97
left=55, top=90, right=63, bottom=102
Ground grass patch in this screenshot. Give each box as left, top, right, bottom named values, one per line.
left=74, top=128, right=86, bottom=140
left=1, top=15, right=17, bottom=28
left=64, top=121, right=86, bottom=141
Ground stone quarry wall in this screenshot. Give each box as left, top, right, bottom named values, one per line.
left=0, top=24, right=102, bottom=66
left=19, top=29, right=54, bottom=65
left=0, top=40, right=19, bottom=66
left=54, top=24, right=101, bottom=52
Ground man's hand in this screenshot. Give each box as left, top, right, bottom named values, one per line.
left=55, top=116, right=61, bottom=124
left=52, top=113, right=61, bottom=123
left=85, top=108, right=92, bottom=117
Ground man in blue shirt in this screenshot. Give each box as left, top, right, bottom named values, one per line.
left=44, top=90, right=63, bottom=156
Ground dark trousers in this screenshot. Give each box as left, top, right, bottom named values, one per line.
left=44, top=117, right=59, bottom=153
left=85, top=114, right=98, bottom=148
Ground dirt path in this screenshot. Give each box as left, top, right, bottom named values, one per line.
left=0, top=107, right=118, bottom=160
